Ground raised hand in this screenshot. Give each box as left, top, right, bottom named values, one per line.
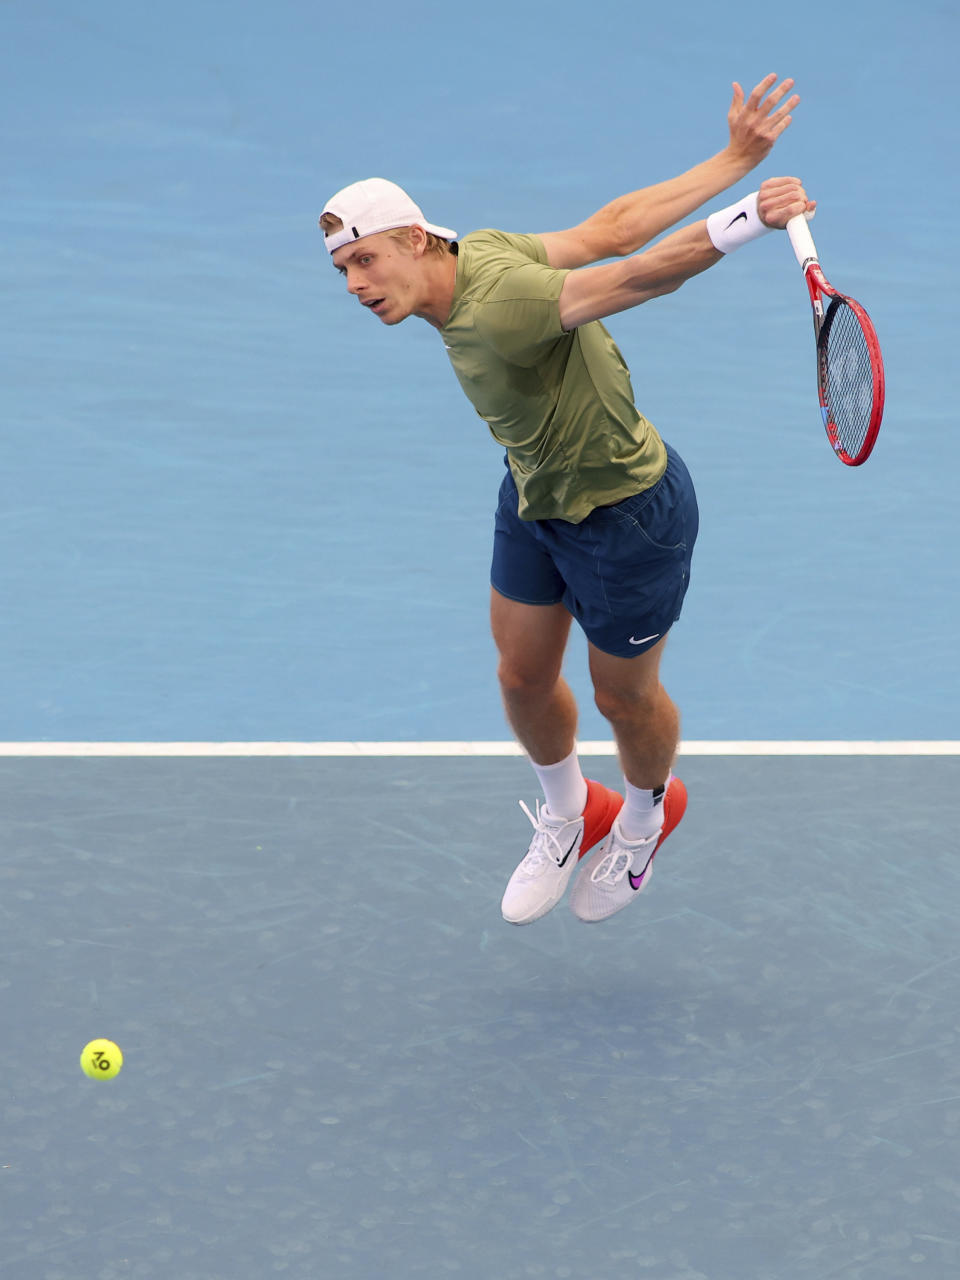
left=727, top=74, right=801, bottom=167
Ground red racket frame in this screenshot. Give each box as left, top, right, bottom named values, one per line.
left=802, top=263, right=885, bottom=466
left=788, top=216, right=885, bottom=467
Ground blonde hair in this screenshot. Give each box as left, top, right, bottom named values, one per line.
left=385, top=227, right=453, bottom=258
left=320, top=212, right=453, bottom=257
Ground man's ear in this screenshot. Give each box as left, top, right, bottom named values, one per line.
left=407, top=224, right=429, bottom=257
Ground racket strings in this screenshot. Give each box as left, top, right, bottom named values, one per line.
left=820, top=300, right=875, bottom=459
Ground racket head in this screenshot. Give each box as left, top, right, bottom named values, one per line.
left=815, top=293, right=885, bottom=466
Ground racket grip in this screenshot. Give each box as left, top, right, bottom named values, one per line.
left=787, top=213, right=819, bottom=271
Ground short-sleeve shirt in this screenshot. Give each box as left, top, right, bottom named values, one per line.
left=441, top=229, right=667, bottom=523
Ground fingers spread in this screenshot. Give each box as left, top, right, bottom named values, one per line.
left=728, top=75, right=801, bottom=162
left=743, top=75, right=799, bottom=124
left=770, top=114, right=794, bottom=139
left=746, top=72, right=779, bottom=109
left=769, top=93, right=801, bottom=123
left=764, top=77, right=796, bottom=109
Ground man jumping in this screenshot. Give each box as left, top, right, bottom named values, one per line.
left=319, top=75, right=813, bottom=925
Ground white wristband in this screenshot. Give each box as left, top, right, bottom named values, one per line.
left=706, top=191, right=771, bottom=254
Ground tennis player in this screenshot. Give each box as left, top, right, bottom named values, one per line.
left=320, top=75, right=813, bottom=926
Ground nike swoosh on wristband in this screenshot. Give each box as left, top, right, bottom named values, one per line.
left=628, top=853, right=655, bottom=891
left=726, top=210, right=749, bottom=228
left=628, top=633, right=660, bottom=646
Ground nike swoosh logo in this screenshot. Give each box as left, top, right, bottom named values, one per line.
left=628, top=633, right=660, bottom=646
left=628, top=852, right=655, bottom=891
left=556, top=836, right=579, bottom=868
left=726, top=211, right=748, bottom=228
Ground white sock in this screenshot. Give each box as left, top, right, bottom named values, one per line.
left=529, top=747, right=588, bottom=820
left=619, top=774, right=669, bottom=841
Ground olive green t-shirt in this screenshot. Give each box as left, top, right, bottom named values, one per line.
left=440, top=229, right=667, bottom=523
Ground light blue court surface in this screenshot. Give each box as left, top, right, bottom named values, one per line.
left=2, top=0, right=958, bottom=741
left=2, top=3, right=960, bottom=1279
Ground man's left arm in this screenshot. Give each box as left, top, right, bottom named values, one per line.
left=557, top=177, right=813, bottom=330
left=538, top=74, right=800, bottom=270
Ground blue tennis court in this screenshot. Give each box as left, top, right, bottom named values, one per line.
left=2, top=0, right=958, bottom=1276
left=4, top=750, right=960, bottom=1279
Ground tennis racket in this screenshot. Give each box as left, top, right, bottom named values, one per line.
left=787, top=214, right=885, bottom=466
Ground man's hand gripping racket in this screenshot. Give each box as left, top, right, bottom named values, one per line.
left=787, top=213, right=885, bottom=466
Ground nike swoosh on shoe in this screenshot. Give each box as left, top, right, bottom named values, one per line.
left=632, top=776, right=688, bottom=885
left=556, top=836, right=579, bottom=868
left=627, top=852, right=655, bottom=891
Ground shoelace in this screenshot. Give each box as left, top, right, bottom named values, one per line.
left=517, top=800, right=573, bottom=872
left=590, top=833, right=656, bottom=885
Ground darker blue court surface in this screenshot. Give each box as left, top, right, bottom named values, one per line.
left=4, top=755, right=960, bottom=1280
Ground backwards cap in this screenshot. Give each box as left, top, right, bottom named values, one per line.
left=320, top=178, right=457, bottom=253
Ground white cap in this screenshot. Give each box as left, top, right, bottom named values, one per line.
left=320, top=178, right=457, bottom=253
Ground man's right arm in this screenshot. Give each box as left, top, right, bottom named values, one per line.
left=538, top=74, right=800, bottom=270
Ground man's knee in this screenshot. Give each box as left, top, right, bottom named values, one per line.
left=491, top=594, right=571, bottom=699
left=498, top=656, right=561, bottom=700
left=593, top=680, right=659, bottom=725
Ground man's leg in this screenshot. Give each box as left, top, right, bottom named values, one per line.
left=587, top=635, right=678, bottom=788
left=491, top=587, right=623, bottom=925
left=489, top=587, right=576, bottom=766
left=568, top=635, right=687, bottom=924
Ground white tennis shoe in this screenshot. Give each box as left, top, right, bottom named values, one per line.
left=569, top=776, right=687, bottom=924
left=500, top=780, right=623, bottom=926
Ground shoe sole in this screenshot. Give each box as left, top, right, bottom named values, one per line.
left=654, top=776, right=687, bottom=854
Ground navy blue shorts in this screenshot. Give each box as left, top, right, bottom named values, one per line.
left=491, top=442, right=699, bottom=658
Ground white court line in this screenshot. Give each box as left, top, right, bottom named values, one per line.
left=0, top=742, right=957, bottom=757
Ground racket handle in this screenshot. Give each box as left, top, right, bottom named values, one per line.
left=787, top=213, right=819, bottom=271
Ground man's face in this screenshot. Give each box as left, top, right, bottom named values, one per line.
left=331, top=229, right=422, bottom=325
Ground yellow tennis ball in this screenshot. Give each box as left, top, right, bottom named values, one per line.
left=80, top=1038, right=123, bottom=1080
